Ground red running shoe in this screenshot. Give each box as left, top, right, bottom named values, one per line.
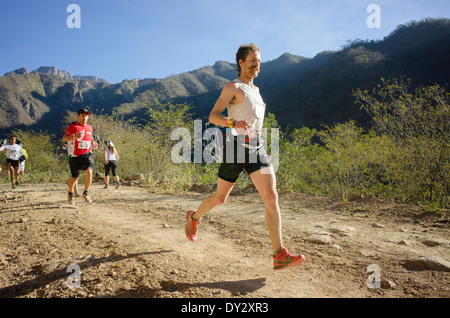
left=185, top=210, right=200, bottom=242
left=273, top=247, right=305, bottom=270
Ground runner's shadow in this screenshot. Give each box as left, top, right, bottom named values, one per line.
left=113, top=277, right=267, bottom=298
left=160, top=277, right=267, bottom=295
left=0, top=250, right=173, bottom=298
left=2, top=203, right=68, bottom=215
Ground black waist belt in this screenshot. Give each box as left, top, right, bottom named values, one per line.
left=230, top=135, right=264, bottom=150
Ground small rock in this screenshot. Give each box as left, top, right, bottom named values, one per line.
left=371, top=222, right=385, bottom=228
left=304, top=234, right=332, bottom=245
left=329, top=226, right=354, bottom=237
left=403, top=256, right=450, bottom=272
left=0, top=254, right=7, bottom=266
left=398, top=240, right=409, bottom=245
left=131, top=174, right=145, bottom=181
left=423, top=239, right=446, bottom=247
left=19, top=217, right=28, bottom=223
left=162, top=223, right=170, bottom=228
left=360, top=250, right=381, bottom=258
left=51, top=218, right=62, bottom=224
left=381, top=279, right=396, bottom=289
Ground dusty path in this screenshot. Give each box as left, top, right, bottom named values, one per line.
left=0, top=182, right=449, bottom=299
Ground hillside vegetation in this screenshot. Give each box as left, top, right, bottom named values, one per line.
left=2, top=78, right=448, bottom=210
left=0, top=18, right=449, bottom=210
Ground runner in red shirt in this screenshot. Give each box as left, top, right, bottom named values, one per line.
left=62, top=108, right=98, bottom=205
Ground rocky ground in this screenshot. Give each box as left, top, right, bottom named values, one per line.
left=0, top=182, right=449, bottom=301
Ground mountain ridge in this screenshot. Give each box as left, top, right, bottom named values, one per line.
left=1, top=18, right=449, bottom=136
left=3, top=66, right=108, bottom=83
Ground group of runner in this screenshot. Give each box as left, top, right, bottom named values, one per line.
left=0, top=136, right=28, bottom=189
left=2, top=44, right=305, bottom=271
left=62, top=108, right=121, bottom=205
left=1, top=108, right=121, bottom=204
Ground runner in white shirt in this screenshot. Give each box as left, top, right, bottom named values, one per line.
left=0, top=136, right=22, bottom=189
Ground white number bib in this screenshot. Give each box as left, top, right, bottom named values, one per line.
left=10, top=150, right=19, bottom=160
left=78, top=140, right=90, bottom=150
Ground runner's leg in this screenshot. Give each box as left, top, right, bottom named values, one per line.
left=8, top=164, right=14, bottom=186
left=192, top=177, right=235, bottom=221
left=84, top=168, right=93, bottom=193
left=68, top=177, right=78, bottom=193
left=104, top=163, right=110, bottom=187
left=249, top=166, right=283, bottom=254
left=13, top=166, right=19, bottom=184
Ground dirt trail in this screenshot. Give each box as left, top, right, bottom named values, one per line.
left=0, top=182, right=449, bottom=298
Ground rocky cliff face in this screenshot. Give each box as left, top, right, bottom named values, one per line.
left=73, top=75, right=107, bottom=83
left=34, top=66, right=73, bottom=80
left=0, top=70, right=99, bottom=131
left=3, top=67, right=30, bottom=76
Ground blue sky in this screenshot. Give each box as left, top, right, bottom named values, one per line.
left=0, top=0, right=449, bottom=83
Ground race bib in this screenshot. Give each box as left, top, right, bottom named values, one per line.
left=78, top=140, right=91, bottom=150
left=10, top=150, right=19, bottom=160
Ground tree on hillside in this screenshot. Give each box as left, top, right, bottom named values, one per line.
left=354, top=78, right=450, bottom=208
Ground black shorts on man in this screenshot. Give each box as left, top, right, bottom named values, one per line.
left=6, top=158, right=20, bottom=167
left=69, top=152, right=94, bottom=178
left=218, top=135, right=271, bottom=183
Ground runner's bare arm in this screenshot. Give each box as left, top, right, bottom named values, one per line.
left=62, top=135, right=74, bottom=142
left=209, top=82, right=237, bottom=127
left=92, top=138, right=98, bottom=149
left=104, top=148, right=108, bottom=164
left=208, top=82, right=250, bottom=132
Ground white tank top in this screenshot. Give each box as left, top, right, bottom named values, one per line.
left=227, top=79, right=266, bottom=135
left=105, top=147, right=117, bottom=161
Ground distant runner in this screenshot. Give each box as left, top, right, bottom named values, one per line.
left=62, top=108, right=98, bottom=205
left=62, top=133, right=79, bottom=197
left=103, top=140, right=121, bottom=189
left=0, top=136, right=22, bottom=189
left=17, top=147, right=28, bottom=183
left=185, top=43, right=305, bottom=270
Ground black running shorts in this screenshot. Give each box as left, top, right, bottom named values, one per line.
left=218, top=136, right=271, bottom=183
left=104, top=160, right=118, bottom=177
left=6, top=158, right=19, bottom=167
left=69, top=152, right=94, bottom=178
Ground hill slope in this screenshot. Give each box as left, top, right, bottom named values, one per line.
left=0, top=18, right=449, bottom=136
